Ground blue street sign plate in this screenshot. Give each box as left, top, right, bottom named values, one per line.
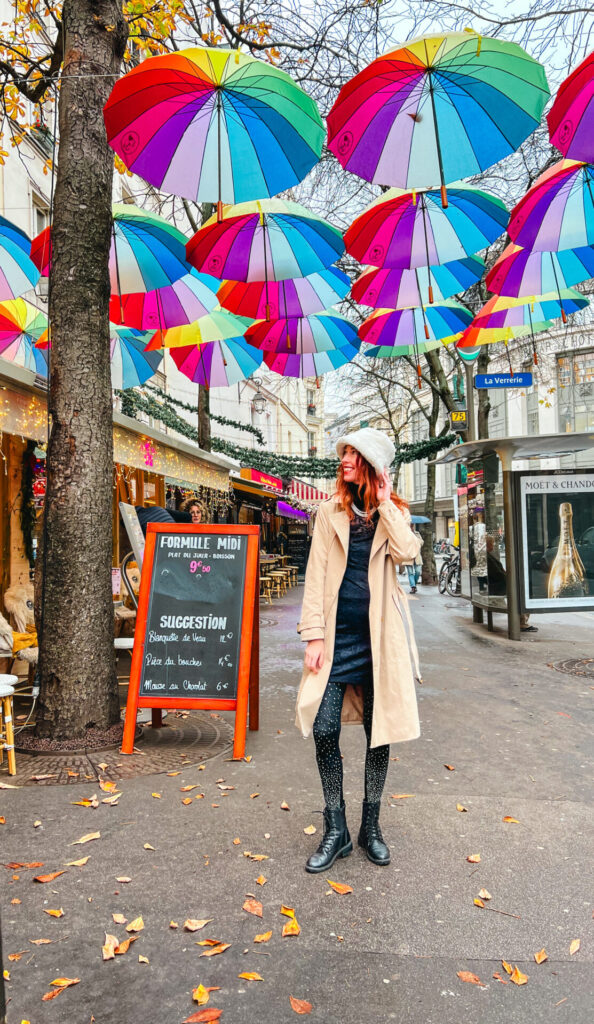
left=474, top=372, right=533, bottom=389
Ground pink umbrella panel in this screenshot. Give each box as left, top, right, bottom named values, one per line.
left=109, top=270, right=220, bottom=330
left=547, top=51, right=594, bottom=163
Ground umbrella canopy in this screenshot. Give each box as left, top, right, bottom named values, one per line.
left=363, top=339, right=449, bottom=358
left=0, top=298, right=48, bottom=375
left=473, top=288, right=588, bottom=330
left=358, top=301, right=472, bottom=347
left=218, top=266, right=350, bottom=319
left=486, top=242, right=594, bottom=298
left=244, top=312, right=357, bottom=355
left=145, top=309, right=252, bottom=351
left=170, top=335, right=264, bottom=388
left=186, top=199, right=344, bottom=282
left=353, top=256, right=484, bottom=309
left=109, top=269, right=219, bottom=330
left=327, top=31, right=549, bottom=196
left=110, top=326, right=163, bottom=389
left=508, top=159, right=594, bottom=251
left=411, top=515, right=431, bottom=524
left=263, top=343, right=360, bottom=379
left=456, top=322, right=553, bottom=349
left=32, top=204, right=191, bottom=293
left=547, top=52, right=594, bottom=162
left=104, top=47, right=324, bottom=206
left=345, top=187, right=507, bottom=272
left=0, top=216, right=40, bottom=301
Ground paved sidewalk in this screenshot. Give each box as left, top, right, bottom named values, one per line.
left=1, top=586, right=593, bottom=1023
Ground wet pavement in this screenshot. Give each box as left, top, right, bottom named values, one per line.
left=1, top=584, right=592, bottom=1023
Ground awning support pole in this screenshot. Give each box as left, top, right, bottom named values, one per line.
left=501, top=449, right=521, bottom=641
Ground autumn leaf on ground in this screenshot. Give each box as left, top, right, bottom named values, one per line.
left=30, top=938, right=52, bottom=945
left=570, top=939, right=581, bottom=955
left=138, top=954, right=149, bottom=964
left=198, top=942, right=231, bottom=957
left=184, top=919, right=213, bottom=932
left=243, top=852, right=269, bottom=861
left=8, top=951, right=28, bottom=962
left=473, top=898, right=485, bottom=908
left=70, top=832, right=100, bottom=846
left=492, top=972, right=508, bottom=984
left=466, top=853, right=481, bottom=863
left=50, top=977, right=79, bottom=989
left=115, top=935, right=138, bottom=955
left=457, top=971, right=485, bottom=986
left=254, top=931, right=272, bottom=943
left=534, top=949, right=548, bottom=964
left=0, top=816, right=5, bottom=824
left=71, top=796, right=98, bottom=808
left=502, top=816, right=520, bottom=824
left=217, top=784, right=234, bottom=791
left=34, top=871, right=66, bottom=883
left=99, top=779, right=117, bottom=792
left=143, top=843, right=155, bottom=851
left=152, top=793, right=161, bottom=799
left=444, top=765, right=455, bottom=771
left=282, top=918, right=301, bottom=937
left=182, top=1010, right=222, bottom=1023
left=238, top=972, right=263, bottom=981
left=97, top=762, right=108, bottom=771
left=181, top=785, right=198, bottom=792
left=112, top=913, right=126, bottom=925
left=43, top=908, right=64, bottom=918
left=102, top=933, right=118, bottom=960
left=167, top=771, right=181, bottom=777
left=232, top=838, right=241, bottom=845
left=126, top=916, right=144, bottom=933
left=280, top=801, right=290, bottom=811
left=250, top=793, right=260, bottom=799
left=242, top=899, right=262, bottom=918
left=281, top=905, right=296, bottom=918
left=193, top=985, right=209, bottom=1005
left=65, top=857, right=90, bottom=867
left=502, top=960, right=513, bottom=975
left=182, top=798, right=193, bottom=805
left=290, top=995, right=312, bottom=1014
left=390, top=794, right=415, bottom=800
left=116, top=876, right=131, bottom=883
left=303, top=825, right=317, bottom=835
left=30, top=774, right=57, bottom=781
left=456, top=804, right=468, bottom=812
left=102, top=794, right=121, bottom=805
left=256, top=875, right=267, bottom=886
left=478, top=889, right=491, bottom=900
left=510, top=966, right=528, bottom=986
left=327, top=880, right=353, bottom=895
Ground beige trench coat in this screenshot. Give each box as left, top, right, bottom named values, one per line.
left=295, top=497, right=423, bottom=748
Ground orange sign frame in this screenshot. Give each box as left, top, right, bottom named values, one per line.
left=121, top=523, right=260, bottom=759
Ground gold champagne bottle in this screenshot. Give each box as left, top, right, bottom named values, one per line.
left=547, top=502, right=589, bottom=599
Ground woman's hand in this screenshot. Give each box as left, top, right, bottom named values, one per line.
left=304, top=639, right=325, bottom=673
left=377, top=469, right=392, bottom=503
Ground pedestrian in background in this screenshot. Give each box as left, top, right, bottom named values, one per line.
left=181, top=497, right=206, bottom=524
left=404, top=525, right=422, bottom=593
left=296, top=428, right=422, bottom=873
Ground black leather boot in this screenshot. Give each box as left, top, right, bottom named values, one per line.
left=358, top=799, right=390, bottom=865
left=305, top=803, right=352, bottom=873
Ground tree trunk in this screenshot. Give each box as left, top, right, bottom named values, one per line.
left=35, top=0, right=128, bottom=739
left=477, top=348, right=491, bottom=440
left=198, top=385, right=211, bottom=451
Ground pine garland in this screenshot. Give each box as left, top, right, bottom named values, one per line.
left=142, top=383, right=265, bottom=445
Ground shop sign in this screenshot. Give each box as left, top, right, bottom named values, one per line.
left=449, top=409, right=467, bottom=432
left=475, top=372, right=533, bottom=389
left=241, top=468, right=283, bottom=491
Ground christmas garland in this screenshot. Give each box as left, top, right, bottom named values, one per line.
left=117, top=390, right=457, bottom=479
left=20, top=440, right=37, bottom=567
left=142, top=383, right=265, bottom=445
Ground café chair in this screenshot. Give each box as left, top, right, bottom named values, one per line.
left=0, top=673, right=18, bottom=775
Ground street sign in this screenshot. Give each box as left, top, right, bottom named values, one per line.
left=450, top=409, right=467, bottom=432
left=475, top=372, right=533, bottom=389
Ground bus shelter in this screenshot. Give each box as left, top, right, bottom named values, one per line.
left=434, top=432, right=594, bottom=639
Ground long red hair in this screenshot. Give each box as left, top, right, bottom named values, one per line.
left=336, top=451, right=408, bottom=521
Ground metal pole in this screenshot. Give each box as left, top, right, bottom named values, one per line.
left=501, top=450, right=521, bottom=641
left=464, top=362, right=477, bottom=441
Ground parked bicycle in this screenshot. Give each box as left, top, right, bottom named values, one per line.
left=445, top=553, right=461, bottom=597
left=438, top=549, right=456, bottom=594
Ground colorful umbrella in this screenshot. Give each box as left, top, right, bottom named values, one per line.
left=170, top=335, right=264, bottom=388
left=456, top=320, right=553, bottom=370
left=145, top=309, right=252, bottom=351
left=547, top=52, right=594, bottom=162
left=244, top=312, right=357, bottom=355
left=363, top=339, right=448, bottom=358
left=109, top=269, right=219, bottom=330
left=218, top=266, right=350, bottom=319
left=486, top=243, right=594, bottom=323
left=327, top=31, right=549, bottom=202
left=359, top=301, right=472, bottom=346
left=345, top=187, right=507, bottom=275
left=104, top=47, right=324, bottom=210
left=0, top=216, right=40, bottom=300
left=263, top=344, right=360, bottom=379
left=474, top=288, right=589, bottom=329
left=0, top=298, right=48, bottom=375
left=110, top=326, right=162, bottom=389
left=31, top=204, right=190, bottom=293
left=353, top=255, right=484, bottom=309
left=508, top=160, right=594, bottom=251
left=186, top=199, right=344, bottom=283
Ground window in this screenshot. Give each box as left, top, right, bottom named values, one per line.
left=32, top=195, right=50, bottom=237
left=557, top=349, right=594, bottom=432
left=489, top=389, right=508, bottom=439
left=526, top=388, right=539, bottom=435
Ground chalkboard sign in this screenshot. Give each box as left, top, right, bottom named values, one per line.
left=122, top=524, right=260, bottom=758
left=287, top=522, right=309, bottom=576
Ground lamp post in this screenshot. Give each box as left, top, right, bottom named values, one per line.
left=238, top=376, right=267, bottom=416
left=457, top=346, right=480, bottom=442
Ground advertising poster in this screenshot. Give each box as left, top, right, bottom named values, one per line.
left=518, top=471, right=594, bottom=611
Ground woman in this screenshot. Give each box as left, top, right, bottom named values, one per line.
left=296, top=428, right=422, bottom=873
left=181, top=497, right=206, bottom=524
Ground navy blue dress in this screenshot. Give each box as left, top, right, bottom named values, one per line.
left=329, top=498, right=378, bottom=687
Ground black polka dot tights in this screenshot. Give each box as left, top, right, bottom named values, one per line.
left=312, top=677, right=390, bottom=809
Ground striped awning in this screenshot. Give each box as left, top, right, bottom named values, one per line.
left=291, top=479, right=329, bottom=502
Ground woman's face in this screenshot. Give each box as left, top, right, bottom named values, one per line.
left=341, top=445, right=361, bottom=483
left=189, top=504, right=202, bottom=523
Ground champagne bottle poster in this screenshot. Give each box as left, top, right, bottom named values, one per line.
left=519, top=472, right=594, bottom=611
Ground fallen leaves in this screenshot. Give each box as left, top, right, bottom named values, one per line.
left=444, top=764, right=456, bottom=771
left=457, top=971, right=485, bottom=986
left=41, top=977, right=79, bottom=1001
left=65, top=857, right=90, bottom=867
left=326, top=880, right=353, bottom=895
left=192, top=985, right=220, bottom=1006
left=290, top=995, right=312, bottom=1014
left=8, top=951, right=28, bottom=962
left=390, top=793, right=415, bottom=800
left=256, top=875, right=267, bottom=886
left=182, top=798, right=193, bottom=806
left=138, top=954, right=149, bottom=964
left=242, top=899, right=263, bottom=918
left=303, top=825, right=317, bottom=835
left=112, top=913, right=126, bottom=925
left=184, top=919, right=213, bottom=932
left=280, top=801, right=290, bottom=811
left=152, top=792, right=161, bottom=799
left=116, top=876, right=132, bottom=883
left=478, top=889, right=492, bottom=901
left=34, top=870, right=65, bottom=883
left=254, top=931, right=272, bottom=943
left=197, top=941, right=231, bottom=957
left=534, top=948, right=548, bottom=964
left=182, top=1010, right=222, bottom=1024
left=72, top=796, right=98, bottom=808
left=70, top=831, right=100, bottom=846
left=466, top=854, right=481, bottom=864
left=569, top=938, right=581, bottom=955
left=126, top=916, right=144, bottom=933
left=238, top=972, right=263, bottom=981
left=281, top=906, right=301, bottom=937
left=502, top=816, right=520, bottom=824
left=99, top=779, right=117, bottom=793
left=43, top=909, right=64, bottom=918
left=243, top=852, right=268, bottom=862
left=143, top=843, right=155, bottom=851
left=456, top=803, right=468, bottom=812
left=102, top=933, right=118, bottom=960
left=510, top=966, right=528, bottom=986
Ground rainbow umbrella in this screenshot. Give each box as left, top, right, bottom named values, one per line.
left=486, top=243, right=594, bottom=322
left=474, top=288, right=589, bottom=330
left=186, top=199, right=344, bottom=283
left=456, top=321, right=553, bottom=371
left=218, top=266, right=350, bottom=319
left=110, top=326, right=162, bottom=389
left=104, top=47, right=324, bottom=211
left=548, top=52, right=594, bottom=162
left=0, top=216, right=40, bottom=300
left=0, top=299, right=48, bottom=375
left=364, top=338, right=451, bottom=358
left=32, top=204, right=190, bottom=293
left=327, top=31, right=549, bottom=202
left=359, top=301, right=472, bottom=346
left=109, top=269, right=219, bottom=330
left=345, top=187, right=507, bottom=276
left=145, top=309, right=252, bottom=352
left=353, top=255, right=484, bottom=309
left=508, top=160, right=594, bottom=251
left=170, top=335, right=264, bottom=388
left=263, top=344, right=360, bottom=379
left=244, top=312, right=357, bottom=355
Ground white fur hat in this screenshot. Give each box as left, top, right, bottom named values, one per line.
left=336, top=427, right=395, bottom=475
